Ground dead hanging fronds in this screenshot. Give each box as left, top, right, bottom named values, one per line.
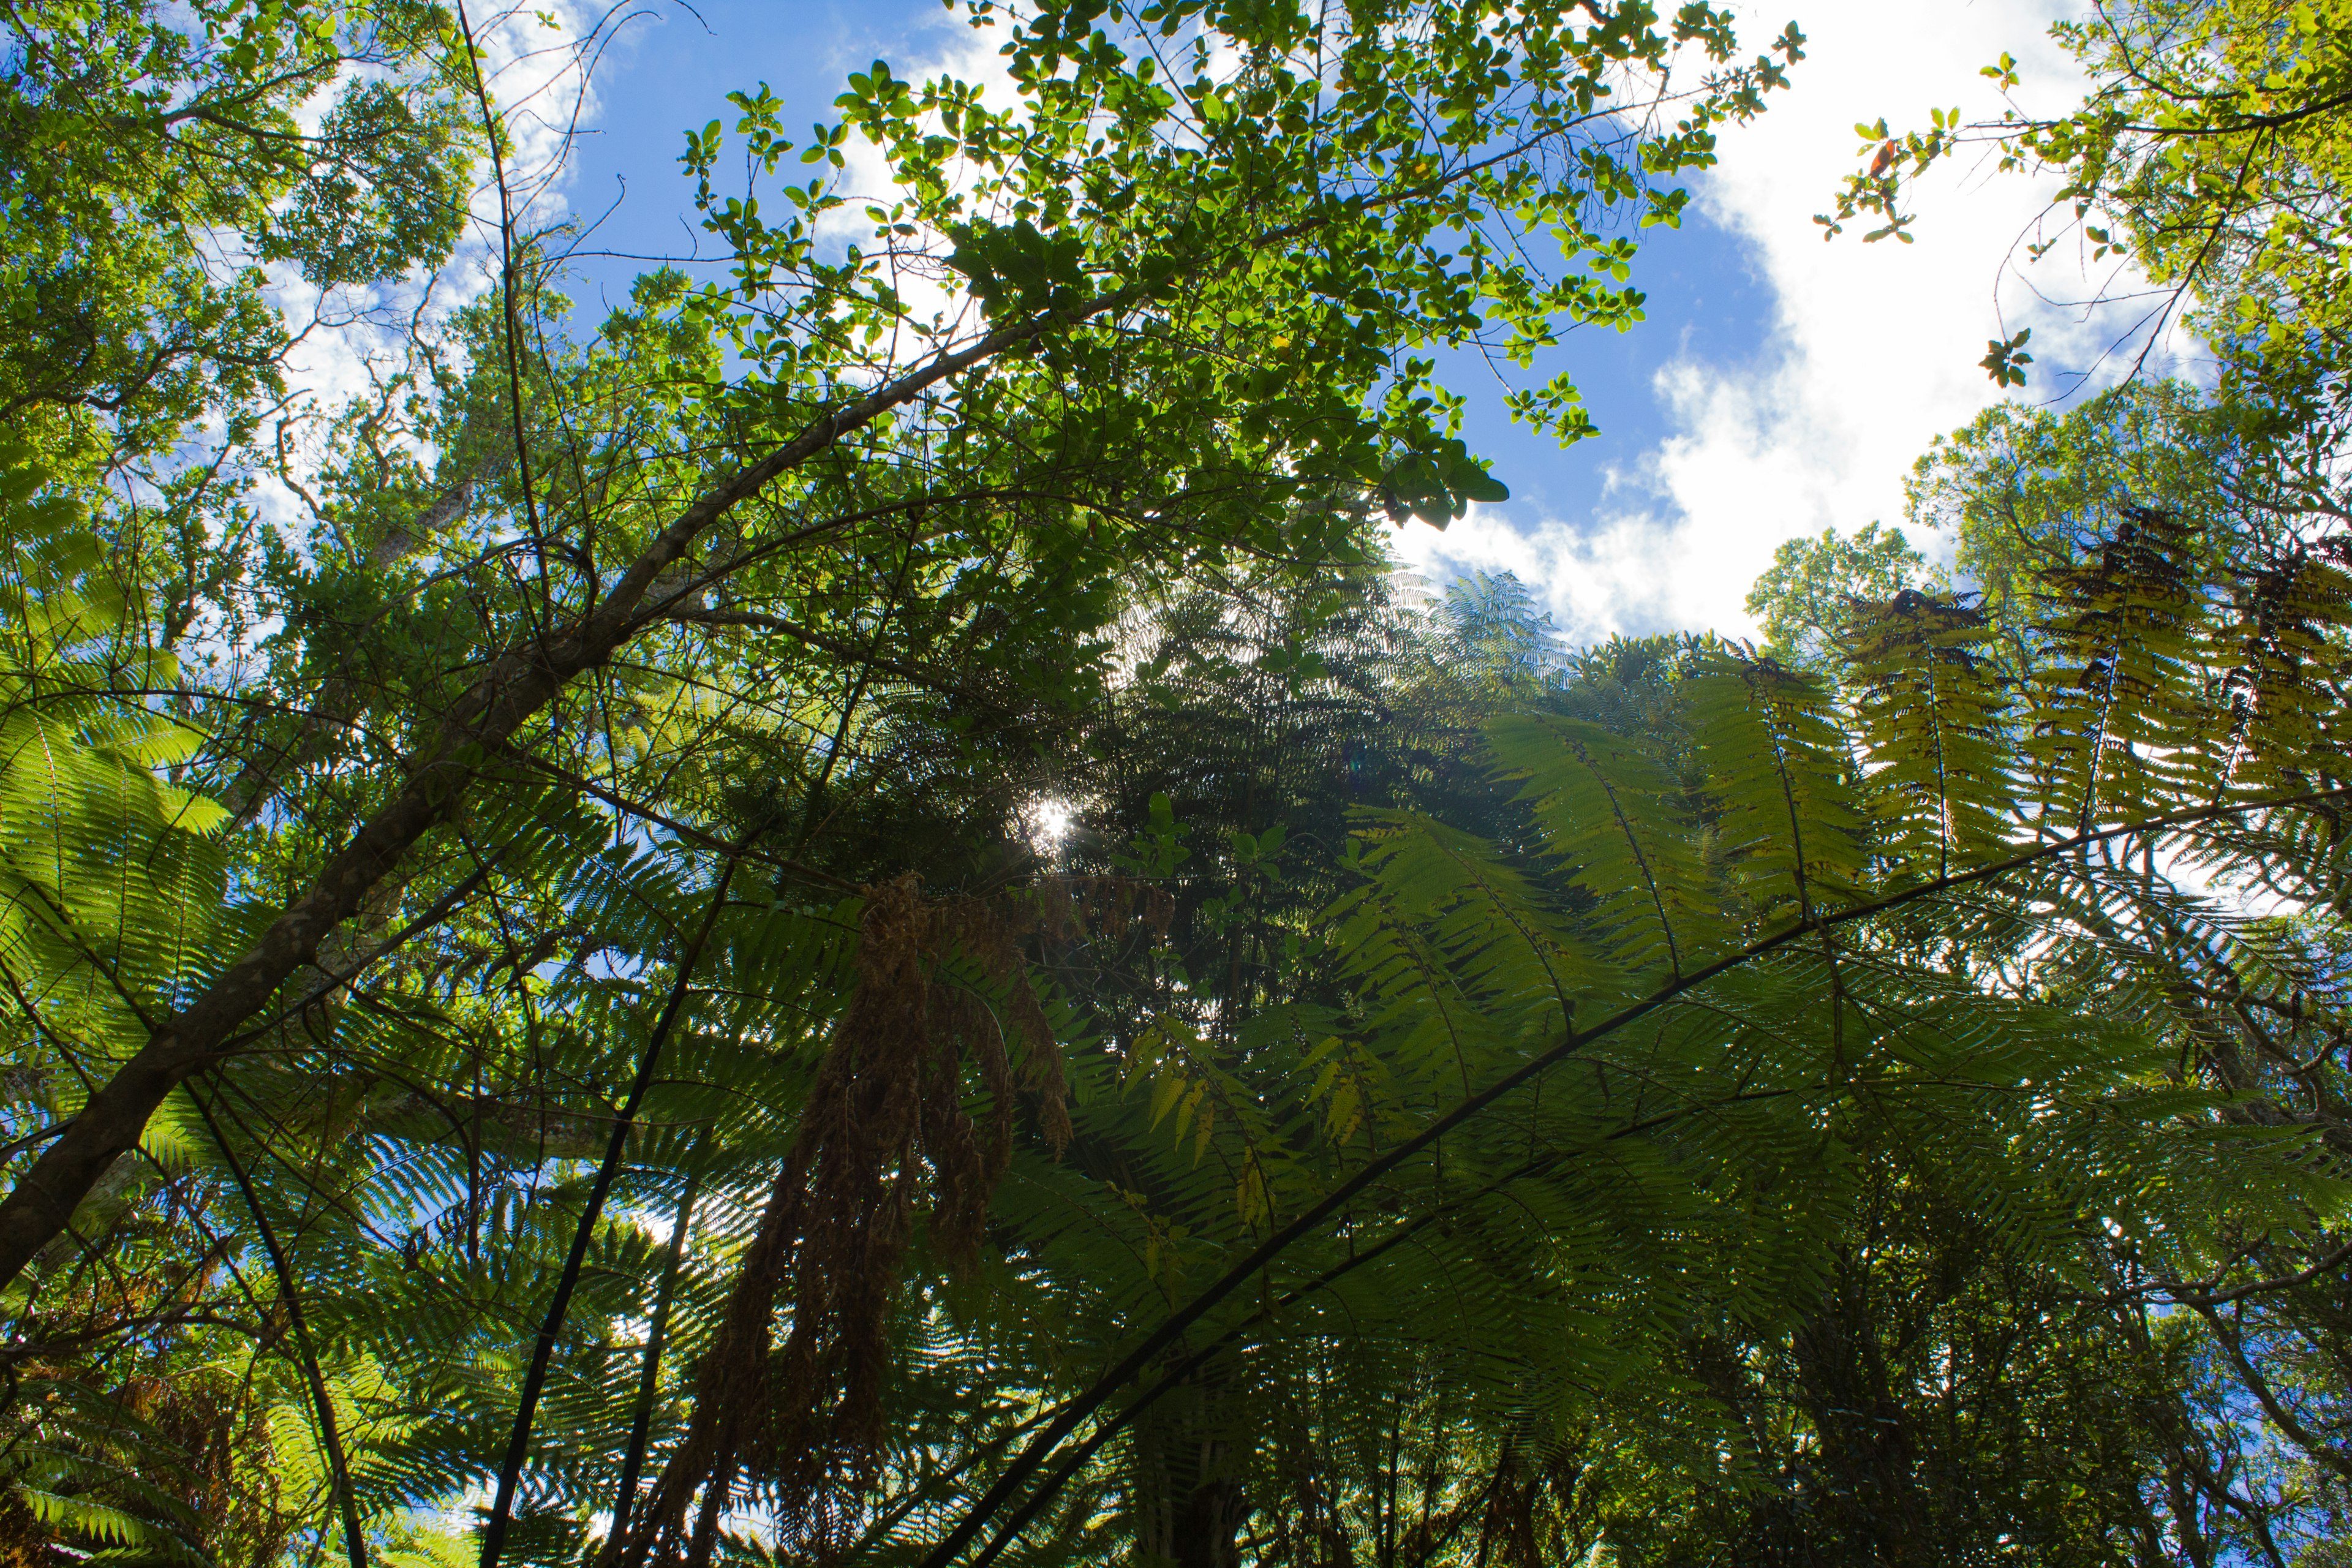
left=1031, top=874, right=1177, bottom=947
left=604, top=872, right=1106, bottom=1568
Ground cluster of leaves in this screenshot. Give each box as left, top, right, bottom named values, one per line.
left=1746, top=519, right=1940, bottom=665
left=1817, top=0, right=2352, bottom=410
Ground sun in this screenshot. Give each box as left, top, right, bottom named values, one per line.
left=1023, top=796, right=1074, bottom=851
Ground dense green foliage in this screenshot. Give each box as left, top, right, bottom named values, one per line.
left=7, top=0, right=2352, bottom=1566
left=1746, top=520, right=1937, bottom=662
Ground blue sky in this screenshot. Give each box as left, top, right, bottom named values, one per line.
left=518, top=0, right=2151, bottom=644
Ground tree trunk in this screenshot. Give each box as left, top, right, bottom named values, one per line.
left=1133, top=1384, right=1250, bottom=1568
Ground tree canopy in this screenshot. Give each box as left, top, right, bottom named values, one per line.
left=7, top=1, right=2352, bottom=1567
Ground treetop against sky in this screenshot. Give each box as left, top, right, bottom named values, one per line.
left=420, top=0, right=2168, bottom=646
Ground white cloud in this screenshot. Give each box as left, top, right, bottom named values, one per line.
left=815, top=10, right=1016, bottom=358
left=1396, top=0, right=2185, bottom=646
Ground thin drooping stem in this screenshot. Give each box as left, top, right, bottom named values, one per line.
left=478, top=848, right=752, bottom=1568
left=187, top=1090, right=368, bottom=1568
left=611, top=1157, right=706, bottom=1535
left=453, top=0, right=548, bottom=584
left=911, top=784, right=2352, bottom=1568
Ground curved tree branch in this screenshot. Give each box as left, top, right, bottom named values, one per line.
left=912, top=782, right=2352, bottom=1568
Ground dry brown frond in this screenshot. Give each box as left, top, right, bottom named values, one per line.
left=606, top=872, right=1104, bottom=1568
